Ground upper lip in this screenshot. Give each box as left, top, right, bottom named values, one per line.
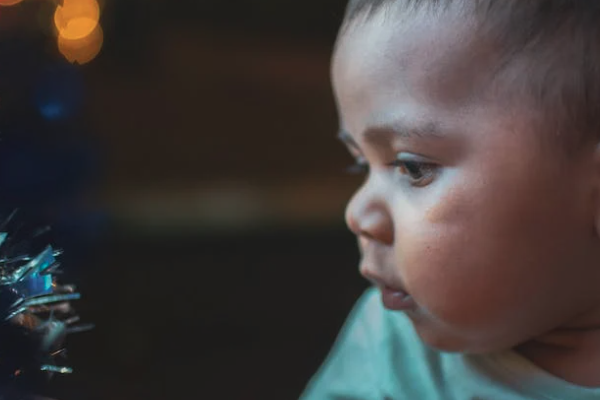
left=359, top=262, right=408, bottom=293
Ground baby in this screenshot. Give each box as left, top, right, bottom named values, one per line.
left=301, top=1, right=600, bottom=398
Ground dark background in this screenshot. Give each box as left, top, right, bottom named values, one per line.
left=0, top=0, right=371, bottom=398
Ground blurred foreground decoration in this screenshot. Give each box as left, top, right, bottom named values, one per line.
left=0, top=0, right=103, bottom=65
left=0, top=0, right=105, bottom=243
left=58, top=24, right=103, bottom=65
left=54, top=0, right=99, bottom=40
left=0, top=3, right=101, bottom=393
left=54, top=0, right=103, bottom=65
left=35, top=63, right=84, bottom=121
left=0, top=211, right=92, bottom=399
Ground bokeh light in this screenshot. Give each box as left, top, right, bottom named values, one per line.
left=35, top=63, right=85, bottom=120
left=0, top=0, right=23, bottom=6
left=54, top=0, right=100, bottom=41
left=58, top=24, right=103, bottom=65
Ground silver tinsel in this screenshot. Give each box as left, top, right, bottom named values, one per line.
left=0, top=211, right=91, bottom=396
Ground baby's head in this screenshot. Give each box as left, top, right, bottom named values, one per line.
left=333, top=0, right=600, bottom=353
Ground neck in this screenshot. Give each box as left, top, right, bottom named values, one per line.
left=516, top=312, right=600, bottom=387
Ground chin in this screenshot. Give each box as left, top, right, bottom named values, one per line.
left=412, top=319, right=508, bottom=354
left=418, top=332, right=468, bottom=352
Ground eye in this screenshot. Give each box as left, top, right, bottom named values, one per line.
left=391, top=156, right=438, bottom=187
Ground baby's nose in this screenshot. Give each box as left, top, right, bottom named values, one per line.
left=345, top=183, right=393, bottom=245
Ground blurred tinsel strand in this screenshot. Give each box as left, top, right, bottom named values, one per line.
left=0, top=210, right=92, bottom=399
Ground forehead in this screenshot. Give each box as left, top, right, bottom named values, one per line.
left=332, top=5, right=503, bottom=126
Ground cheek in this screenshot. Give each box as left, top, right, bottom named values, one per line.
left=394, top=172, right=584, bottom=332
left=398, top=216, right=507, bottom=327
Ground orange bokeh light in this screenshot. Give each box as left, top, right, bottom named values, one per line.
left=54, top=0, right=100, bottom=41
left=58, top=23, right=103, bottom=65
left=0, top=0, right=23, bottom=5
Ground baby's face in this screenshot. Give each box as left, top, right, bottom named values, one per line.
left=333, top=4, right=600, bottom=352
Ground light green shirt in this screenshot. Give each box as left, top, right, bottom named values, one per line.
left=300, top=287, right=600, bottom=400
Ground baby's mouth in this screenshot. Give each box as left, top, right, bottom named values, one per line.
left=380, top=285, right=416, bottom=311
left=359, top=262, right=415, bottom=310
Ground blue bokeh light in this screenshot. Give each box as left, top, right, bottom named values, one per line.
left=34, top=63, right=84, bottom=121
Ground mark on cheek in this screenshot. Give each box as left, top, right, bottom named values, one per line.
left=425, top=203, right=442, bottom=224
left=425, top=191, right=459, bottom=224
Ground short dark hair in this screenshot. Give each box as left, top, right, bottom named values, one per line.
left=340, top=0, right=600, bottom=154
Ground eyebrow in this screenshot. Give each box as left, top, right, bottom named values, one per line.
left=337, top=120, right=444, bottom=148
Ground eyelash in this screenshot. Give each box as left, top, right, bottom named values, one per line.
left=346, top=158, right=438, bottom=187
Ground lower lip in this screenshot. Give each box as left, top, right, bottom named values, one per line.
left=380, top=286, right=416, bottom=311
